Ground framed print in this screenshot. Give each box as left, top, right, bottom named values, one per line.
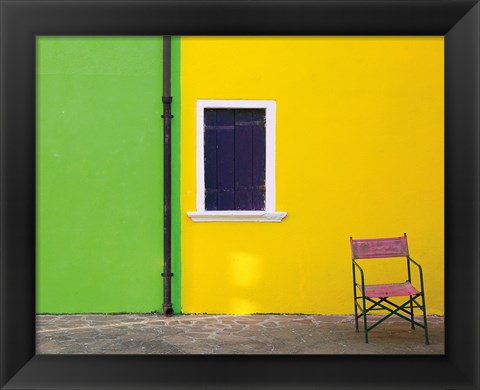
left=1, top=1, right=479, bottom=389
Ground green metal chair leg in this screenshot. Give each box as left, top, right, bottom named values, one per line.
left=362, top=296, right=368, bottom=343
left=352, top=263, right=359, bottom=332
left=409, top=295, right=415, bottom=330
left=354, top=303, right=359, bottom=332
left=421, top=292, right=429, bottom=345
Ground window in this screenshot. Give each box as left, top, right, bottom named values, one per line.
left=187, top=100, right=287, bottom=222
left=204, top=108, right=266, bottom=211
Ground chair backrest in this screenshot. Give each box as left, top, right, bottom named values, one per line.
left=350, top=235, right=409, bottom=259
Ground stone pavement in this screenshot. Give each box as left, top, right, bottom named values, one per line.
left=36, top=314, right=444, bottom=355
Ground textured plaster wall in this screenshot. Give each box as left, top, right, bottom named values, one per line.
left=180, top=37, right=444, bottom=315
left=36, top=37, right=182, bottom=313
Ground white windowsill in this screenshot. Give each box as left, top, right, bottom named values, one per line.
left=186, top=211, right=287, bottom=222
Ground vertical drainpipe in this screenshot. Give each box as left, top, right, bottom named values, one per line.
left=162, top=35, right=174, bottom=316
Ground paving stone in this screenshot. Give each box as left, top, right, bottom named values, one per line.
left=214, top=334, right=250, bottom=343
left=188, top=332, right=216, bottom=339
left=36, top=314, right=444, bottom=355
left=166, top=335, right=195, bottom=345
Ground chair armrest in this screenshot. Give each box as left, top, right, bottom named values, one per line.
left=408, top=257, right=423, bottom=270
left=408, top=257, right=425, bottom=292
left=352, top=260, right=366, bottom=291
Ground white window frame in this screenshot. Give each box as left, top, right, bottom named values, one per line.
left=187, top=99, right=287, bottom=222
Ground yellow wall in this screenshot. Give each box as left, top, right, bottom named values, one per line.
left=180, top=37, right=444, bottom=314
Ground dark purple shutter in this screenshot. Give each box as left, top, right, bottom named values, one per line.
left=204, top=108, right=266, bottom=211
left=216, top=110, right=235, bottom=210
left=234, top=110, right=254, bottom=210
left=251, top=109, right=266, bottom=210
left=204, top=109, right=217, bottom=210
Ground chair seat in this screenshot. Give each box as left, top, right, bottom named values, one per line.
left=357, top=281, right=420, bottom=298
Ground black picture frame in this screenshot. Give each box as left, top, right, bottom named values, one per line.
left=1, top=1, right=479, bottom=389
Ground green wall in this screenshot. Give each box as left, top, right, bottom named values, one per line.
left=37, top=36, right=181, bottom=313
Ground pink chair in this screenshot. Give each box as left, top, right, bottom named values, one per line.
left=350, top=233, right=429, bottom=344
